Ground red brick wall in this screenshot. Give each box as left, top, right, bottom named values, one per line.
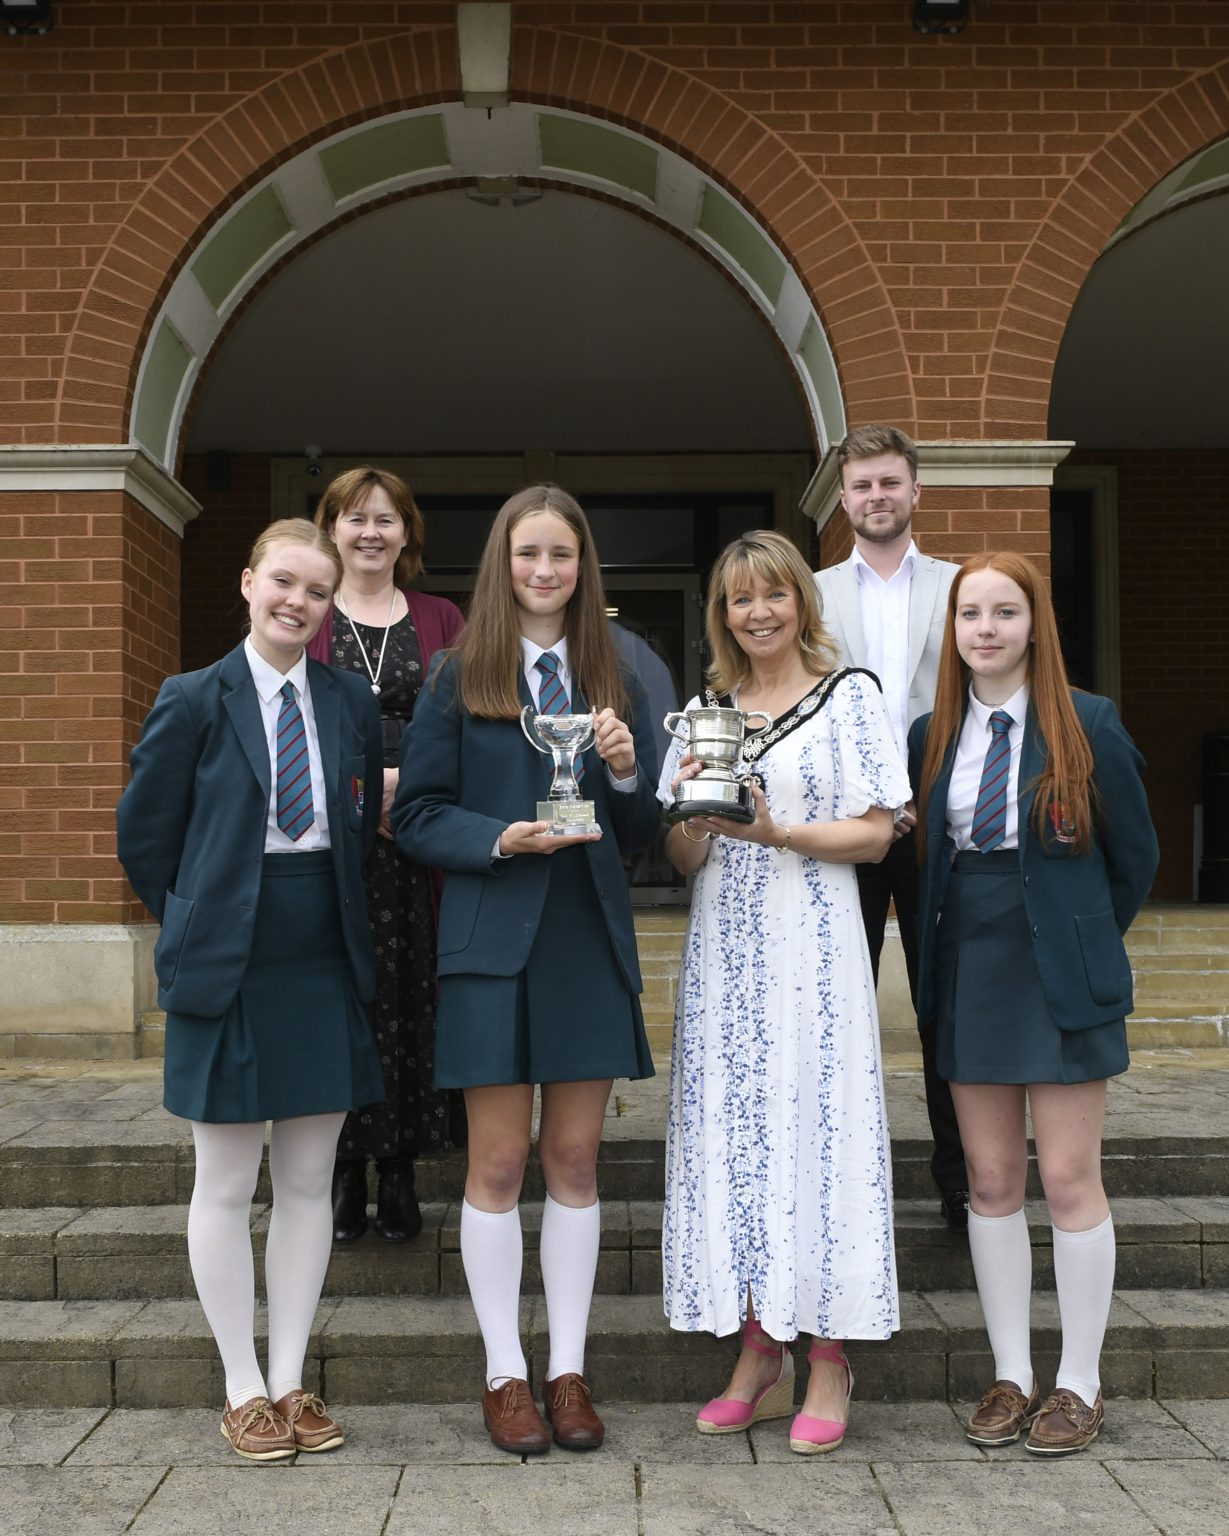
left=1110, top=449, right=1229, bottom=900
left=178, top=455, right=275, bottom=673
left=819, top=487, right=1050, bottom=572
left=0, top=491, right=177, bottom=923
left=2, top=3, right=1228, bottom=921
left=0, top=3, right=1224, bottom=447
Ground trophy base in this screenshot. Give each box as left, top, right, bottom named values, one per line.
left=536, top=800, right=602, bottom=837
left=666, top=778, right=756, bottom=825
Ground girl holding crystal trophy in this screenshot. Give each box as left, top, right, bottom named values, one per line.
left=392, top=485, right=659, bottom=1455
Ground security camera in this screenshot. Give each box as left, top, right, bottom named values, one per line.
left=305, top=445, right=323, bottom=479
left=306, top=462, right=322, bottom=479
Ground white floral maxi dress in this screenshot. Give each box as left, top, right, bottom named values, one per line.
left=659, top=672, right=912, bottom=1342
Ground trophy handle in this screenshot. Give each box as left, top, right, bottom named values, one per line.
left=662, top=711, right=691, bottom=742
left=743, top=710, right=773, bottom=736
left=520, top=705, right=551, bottom=754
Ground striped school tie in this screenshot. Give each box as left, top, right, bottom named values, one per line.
left=275, top=681, right=315, bottom=841
left=971, top=709, right=1013, bottom=852
left=535, top=649, right=583, bottom=783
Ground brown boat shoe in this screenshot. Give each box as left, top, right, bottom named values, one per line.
left=1025, top=1388, right=1104, bottom=1455
left=482, top=1378, right=552, bottom=1455
left=965, top=1378, right=1042, bottom=1446
left=272, top=1389, right=344, bottom=1453
left=219, top=1397, right=296, bottom=1462
left=543, top=1372, right=605, bottom=1450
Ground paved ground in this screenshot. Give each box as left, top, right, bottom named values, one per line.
left=6, top=1046, right=1229, bottom=1144
left=2, top=1399, right=1228, bottom=1534
left=4, top=1051, right=1229, bottom=1531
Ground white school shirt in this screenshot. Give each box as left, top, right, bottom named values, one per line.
left=244, top=637, right=331, bottom=852
left=491, top=636, right=639, bottom=861
left=946, top=682, right=1030, bottom=851
left=519, top=635, right=637, bottom=794
left=852, top=541, right=917, bottom=760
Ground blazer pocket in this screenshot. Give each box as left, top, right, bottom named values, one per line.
left=154, top=889, right=194, bottom=989
left=1075, top=909, right=1131, bottom=1007
left=437, top=874, right=485, bottom=958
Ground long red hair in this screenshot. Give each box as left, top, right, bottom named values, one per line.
left=917, top=552, right=1096, bottom=856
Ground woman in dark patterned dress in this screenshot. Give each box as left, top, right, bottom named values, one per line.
left=309, top=467, right=465, bottom=1242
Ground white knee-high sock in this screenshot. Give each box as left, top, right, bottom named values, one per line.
left=967, top=1207, right=1034, bottom=1394
left=461, top=1199, right=527, bottom=1388
left=540, top=1194, right=601, bottom=1381
left=264, top=1111, right=346, bottom=1405
left=1052, top=1213, right=1115, bottom=1405
left=187, top=1121, right=267, bottom=1408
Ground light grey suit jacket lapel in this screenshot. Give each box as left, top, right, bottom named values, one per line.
left=907, top=557, right=943, bottom=690
left=815, top=560, right=866, bottom=668
left=816, top=550, right=958, bottom=729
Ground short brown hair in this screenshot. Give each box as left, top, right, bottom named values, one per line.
left=836, top=424, right=919, bottom=483
left=313, top=466, right=425, bottom=584
left=704, top=530, right=838, bottom=696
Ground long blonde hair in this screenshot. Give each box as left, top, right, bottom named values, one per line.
left=705, top=530, right=838, bottom=695
left=917, top=551, right=1096, bottom=856
left=453, top=485, right=629, bottom=720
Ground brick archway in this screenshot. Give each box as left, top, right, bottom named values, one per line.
left=983, top=61, right=1229, bottom=438
left=57, top=26, right=910, bottom=450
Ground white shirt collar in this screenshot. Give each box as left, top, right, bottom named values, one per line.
left=244, top=635, right=309, bottom=705
left=967, top=680, right=1030, bottom=731
left=520, top=634, right=570, bottom=673
left=851, top=540, right=919, bottom=585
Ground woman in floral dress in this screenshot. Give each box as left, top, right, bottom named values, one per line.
left=660, top=530, right=910, bottom=1454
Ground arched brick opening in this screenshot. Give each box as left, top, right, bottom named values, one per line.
left=983, top=61, right=1229, bottom=437
left=57, top=27, right=911, bottom=450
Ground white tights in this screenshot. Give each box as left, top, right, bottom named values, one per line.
left=188, top=1113, right=345, bottom=1408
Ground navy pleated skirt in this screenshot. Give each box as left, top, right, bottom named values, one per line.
left=163, top=851, right=386, bottom=1123
left=433, top=844, right=654, bottom=1089
left=935, top=849, right=1128, bottom=1085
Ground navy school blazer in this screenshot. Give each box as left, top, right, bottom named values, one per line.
left=116, top=642, right=384, bottom=1017
left=391, top=653, right=661, bottom=990
left=908, top=690, right=1160, bottom=1035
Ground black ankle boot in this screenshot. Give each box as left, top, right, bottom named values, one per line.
left=331, top=1160, right=368, bottom=1244
left=374, top=1160, right=423, bottom=1243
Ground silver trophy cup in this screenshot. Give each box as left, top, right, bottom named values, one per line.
left=519, top=706, right=602, bottom=836
left=662, top=706, right=772, bottom=824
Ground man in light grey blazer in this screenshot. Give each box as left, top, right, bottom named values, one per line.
left=815, top=424, right=968, bottom=1227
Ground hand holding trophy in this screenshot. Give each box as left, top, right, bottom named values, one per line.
left=520, top=706, right=603, bottom=837
left=663, top=706, right=773, bottom=824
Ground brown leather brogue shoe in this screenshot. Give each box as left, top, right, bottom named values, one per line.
left=219, top=1397, right=295, bottom=1462
left=543, top=1372, right=604, bottom=1450
left=1025, top=1388, right=1104, bottom=1455
left=482, top=1378, right=551, bottom=1455
left=965, top=1378, right=1042, bottom=1446
left=272, top=1389, right=344, bottom=1453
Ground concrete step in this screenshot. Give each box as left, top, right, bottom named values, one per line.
left=3, top=1197, right=1224, bottom=1304
left=0, top=1288, right=1224, bottom=1408
left=1126, top=903, right=1229, bottom=942
left=1128, top=1012, right=1229, bottom=1049
left=1132, top=971, right=1229, bottom=1006
left=631, top=911, right=689, bottom=934
left=3, top=1116, right=1228, bottom=1207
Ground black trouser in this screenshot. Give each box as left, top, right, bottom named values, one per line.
left=857, top=830, right=967, bottom=1196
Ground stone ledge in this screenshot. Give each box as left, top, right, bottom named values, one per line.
left=0, top=1290, right=1226, bottom=1406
